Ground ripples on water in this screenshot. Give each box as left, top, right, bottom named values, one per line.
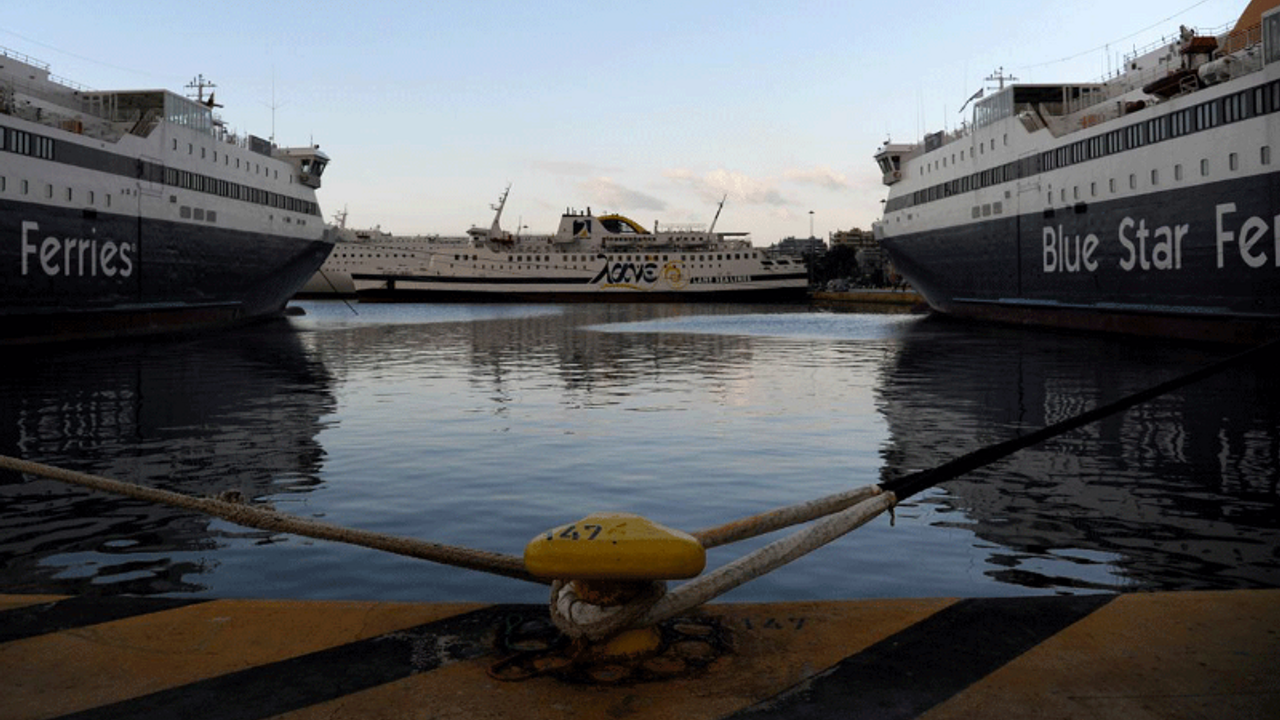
left=0, top=301, right=1276, bottom=604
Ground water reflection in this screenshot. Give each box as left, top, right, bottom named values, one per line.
left=878, top=318, right=1280, bottom=592
left=2, top=303, right=1275, bottom=602
left=0, top=321, right=335, bottom=595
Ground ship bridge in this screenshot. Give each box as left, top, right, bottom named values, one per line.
left=874, top=142, right=915, bottom=185
left=278, top=146, right=330, bottom=189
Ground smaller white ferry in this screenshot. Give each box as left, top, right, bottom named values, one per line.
left=341, top=188, right=810, bottom=302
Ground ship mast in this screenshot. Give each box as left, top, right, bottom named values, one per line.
left=707, top=194, right=727, bottom=238
left=490, top=184, right=511, bottom=237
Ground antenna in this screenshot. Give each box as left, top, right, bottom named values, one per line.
left=261, top=68, right=285, bottom=144
left=985, top=67, right=1018, bottom=90
left=185, top=75, right=216, bottom=102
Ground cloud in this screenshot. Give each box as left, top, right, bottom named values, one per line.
left=664, top=168, right=790, bottom=206
left=578, top=177, right=668, bottom=211
left=783, top=166, right=850, bottom=191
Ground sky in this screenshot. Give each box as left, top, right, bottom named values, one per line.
left=2, top=0, right=1248, bottom=245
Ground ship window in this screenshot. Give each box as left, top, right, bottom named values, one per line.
left=1129, top=174, right=1137, bottom=189
left=193, top=208, right=205, bottom=221
left=1151, top=169, right=1159, bottom=185
left=106, top=194, right=111, bottom=207
left=1073, top=186, right=1079, bottom=200
left=65, top=187, right=72, bottom=201
left=21, top=179, right=28, bottom=195
left=45, top=184, right=53, bottom=198
left=993, top=201, right=1003, bottom=215
left=1201, top=158, right=1210, bottom=176
left=1090, top=182, right=1097, bottom=197
left=1175, top=165, right=1183, bottom=181
left=180, top=206, right=191, bottom=219
left=1263, top=146, right=1272, bottom=165
left=1109, top=178, right=1116, bottom=193
left=0, top=177, right=4, bottom=192
left=1229, top=152, right=1239, bottom=171
left=207, top=211, right=216, bottom=222
left=982, top=203, right=991, bottom=217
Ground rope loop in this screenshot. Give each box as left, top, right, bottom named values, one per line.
left=548, top=579, right=667, bottom=641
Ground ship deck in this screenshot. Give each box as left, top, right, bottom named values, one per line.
left=3, top=589, right=1276, bottom=719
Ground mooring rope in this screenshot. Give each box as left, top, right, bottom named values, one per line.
left=0, top=455, right=538, bottom=584
left=3, top=337, right=1275, bottom=643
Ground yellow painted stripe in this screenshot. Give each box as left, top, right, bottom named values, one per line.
left=2, top=592, right=1274, bottom=720
left=920, top=589, right=1280, bottom=720
left=0, top=595, right=65, bottom=612
left=263, top=598, right=957, bottom=720
left=0, top=598, right=482, bottom=720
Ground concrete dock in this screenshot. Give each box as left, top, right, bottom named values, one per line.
left=2, top=590, right=1277, bottom=719
left=811, top=288, right=924, bottom=308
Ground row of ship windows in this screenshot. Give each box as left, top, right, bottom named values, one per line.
left=474, top=253, right=765, bottom=263
left=887, top=78, right=1280, bottom=214
left=922, top=135, right=1008, bottom=174
left=2, top=128, right=54, bottom=159
left=0, top=172, right=314, bottom=229
left=922, top=147, right=1273, bottom=224
left=164, top=167, right=317, bottom=216
left=1050, top=148, right=1270, bottom=204
left=0, top=175, right=115, bottom=208
left=0, top=124, right=318, bottom=218
left=169, top=196, right=308, bottom=226
left=172, top=137, right=277, bottom=179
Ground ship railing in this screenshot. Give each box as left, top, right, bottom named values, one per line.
left=657, top=222, right=708, bottom=233
left=0, top=45, right=50, bottom=72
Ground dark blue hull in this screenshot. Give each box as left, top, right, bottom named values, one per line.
left=881, top=171, right=1280, bottom=343
left=2, top=197, right=331, bottom=344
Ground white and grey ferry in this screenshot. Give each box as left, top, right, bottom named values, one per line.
left=1, top=47, right=331, bottom=343
left=873, top=1, right=1280, bottom=343
left=348, top=187, right=810, bottom=302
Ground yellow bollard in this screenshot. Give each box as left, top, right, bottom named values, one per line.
left=524, top=512, right=706, bottom=581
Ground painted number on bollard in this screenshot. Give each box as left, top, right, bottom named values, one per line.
left=545, top=524, right=604, bottom=541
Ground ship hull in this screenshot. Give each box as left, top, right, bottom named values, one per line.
left=881, top=169, right=1280, bottom=343
left=351, top=270, right=811, bottom=304
left=2, top=197, right=332, bottom=344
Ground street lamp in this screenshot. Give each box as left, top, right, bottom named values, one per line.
left=809, top=210, right=814, bottom=239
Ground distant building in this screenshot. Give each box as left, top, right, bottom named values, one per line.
left=771, top=236, right=827, bottom=256
left=829, top=227, right=876, bottom=251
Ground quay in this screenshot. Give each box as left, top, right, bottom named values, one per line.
left=2, top=589, right=1276, bottom=719
left=811, top=287, right=924, bottom=308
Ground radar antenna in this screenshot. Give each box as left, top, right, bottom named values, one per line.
left=985, top=67, right=1018, bottom=90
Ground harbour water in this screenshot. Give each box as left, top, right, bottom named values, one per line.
left=1, top=302, right=1276, bottom=605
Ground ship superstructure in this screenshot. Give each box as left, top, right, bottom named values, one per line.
left=1, top=48, right=332, bottom=343
left=873, top=1, right=1280, bottom=342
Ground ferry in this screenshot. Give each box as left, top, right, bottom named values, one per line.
left=348, top=188, right=811, bottom=303
left=1, top=47, right=332, bottom=344
left=298, top=210, right=468, bottom=297
left=873, top=0, right=1280, bottom=343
